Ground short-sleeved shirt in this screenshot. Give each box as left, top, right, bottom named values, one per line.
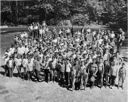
left=111, top=66, right=117, bottom=76
left=8, top=60, right=13, bottom=68
left=66, top=62, right=72, bottom=72
left=22, top=58, right=28, bottom=67
left=34, top=60, right=40, bottom=71
left=15, top=58, right=22, bottom=66
left=27, top=62, right=33, bottom=71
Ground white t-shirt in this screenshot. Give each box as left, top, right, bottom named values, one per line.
left=28, top=62, right=33, bottom=71
left=8, top=60, right=13, bottom=68
left=39, top=29, right=43, bottom=35
left=15, top=58, right=22, bottom=66
left=22, top=58, right=28, bottom=67
left=111, top=33, right=115, bottom=38
left=10, top=47, right=15, bottom=55
left=103, top=53, right=109, bottom=61
left=29, top=26, right=33, bottom=31
left=98, top=39, right=103, bottom=45
left=34, top=26, right=38, bottom=30
left=66, top=62, right=72, bottom=72
left=66, top=29, right=70, bottom=33
left=25, top=47, right=29, bottom=54
left=7, top=51, right=12, bottom=57
left=18, top=47, right=23, bottom=55
left=19, top=46, right=25, bottom=55
left=52, top=59, right=57, bottom=68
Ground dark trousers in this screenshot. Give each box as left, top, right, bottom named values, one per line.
left=16, top=66, right=21, bottom=77
left=66, top=72, right=71, bottom=86
left=8, top=68, right=13, bottom=77
left=110, top=75, right=116, bottom=86
left=50, top=69, right=56, bottom=82
left=45, top=69, right=50, bottom=82
left=60, top=72, right=65, bottom=85
left=4, top=65, right=9, bottom=76
left=23, top=67, right=30, bottom=80
left=26, top=71, right=33, bottom=80
left=35, top=69, right=40, bottom=82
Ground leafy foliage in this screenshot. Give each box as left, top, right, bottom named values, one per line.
left=1, top=0, right=127, bottom=29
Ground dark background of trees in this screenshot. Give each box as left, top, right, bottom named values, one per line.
left=1, top=0, right=127, bottom=30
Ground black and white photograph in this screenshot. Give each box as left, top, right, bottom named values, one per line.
left=0, top=0, right=127, bottom=102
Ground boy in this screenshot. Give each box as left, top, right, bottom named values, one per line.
left=118, top=63, right=126, bottom=89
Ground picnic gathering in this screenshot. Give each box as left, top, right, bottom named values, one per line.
left=3, top=21, right=126, bottom=91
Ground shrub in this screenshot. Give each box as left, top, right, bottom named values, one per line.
left=71, top=14, right=89, bottom=26
left=57, top=20, right=72, bottom=27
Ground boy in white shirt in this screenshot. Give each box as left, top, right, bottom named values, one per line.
left=7, top=56, right=14, bottom=77
left=24, top=45, right=29, bottom=55
left=66, top=59, right=72, bottom=87
left=3, top=53, right=9, bottom=76
left=27, top=58, right=34, bottom=80
left=22, top=55, right=28, bottom=80
left=14, top=55, right=22, bottom=77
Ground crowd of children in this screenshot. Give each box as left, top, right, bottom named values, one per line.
left=3, top=21, right=126, bottom=90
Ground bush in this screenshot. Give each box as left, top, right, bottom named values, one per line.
left=71, top=14, right=89, bottom=26
left=57, top=20, right=72, bottom=27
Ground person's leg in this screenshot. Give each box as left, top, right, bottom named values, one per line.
left=4, top=65, right=8, bottom=76
left=12, top=66, right=15, bottom=77
left=118, top=76, right=121, bottom=88
left=121, top=77, right=124, bottom=89
left=80, top=74, right=84, bottom=89
left=27, top=71, right=30, bottom=80
left=17, top=66, right=21, bottom=77
left=53, top=70, right=55, bottom=82
left=67, top=72, right=70, bottom=87
left=10, top=68, right=13, bottom=77
left=36, top=70, right=40, bottom=82
left=8, top=68, right=11, bottom=77
left=113, top=76, right=116, bottom=86
left=65, top=72, right=68, bottom=86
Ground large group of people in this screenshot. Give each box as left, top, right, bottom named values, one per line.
left=3, top=21, right=126, bottom=90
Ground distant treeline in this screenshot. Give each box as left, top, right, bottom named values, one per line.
left=1, top=0, right=127, bottom=30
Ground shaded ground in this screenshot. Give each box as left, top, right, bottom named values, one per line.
left=0, top=31, right=128, bottom=102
